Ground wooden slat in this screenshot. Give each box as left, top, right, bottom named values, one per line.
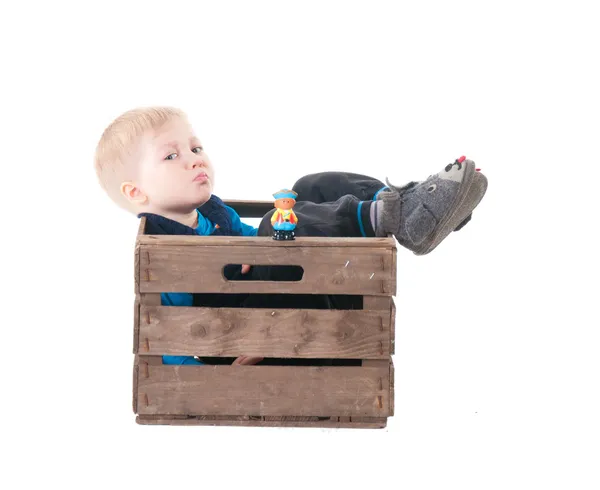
left=136, top=361, right=390, bottom=417
left=133, top=300, right=140, bottom=354
left=137, top=234, right=396, bottom=248
left=363, top=296, right=392, bottom=310
left=136, top=415, right=387, bottom=428
left=363, top=297, right=395, bottom=355
left=134, top=242, right=140, bottom=295
left=137, top=216, right=147, bottom=236
left=362, top=360, right=390, bottom=413
left=223, top=200, right=274, bottom=218
left=138, top=355, right=163, bottom=366
left=390, top=358, right=395, bottom=416
left=137, top=244, right=395, bottom=295
left=137, top=306, right=391, bottom=358
left=140, top=293, right=162, bottom=306
left=134, top=218, right=146, bottom=294
left=361, top=360, right=388, bottom=367
left=133, top=356, right=139, bottom=414
left=390, top=297, right=396, bottom=355
left=392, top=246, right=397, bottom=295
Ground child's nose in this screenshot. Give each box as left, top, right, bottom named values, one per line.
left=190, top=158, right=204, bottom=168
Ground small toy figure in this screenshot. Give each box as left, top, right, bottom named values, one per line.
left=271, top=189, right=298, bottom=240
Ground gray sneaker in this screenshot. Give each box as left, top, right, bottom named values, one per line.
left=377, top=156, right=488, bottom=255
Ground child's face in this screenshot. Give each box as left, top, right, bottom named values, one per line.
left=134, top=117, right=215, bottom=213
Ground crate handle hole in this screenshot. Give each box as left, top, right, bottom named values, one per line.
left=223, top=264, right=304, bottom=282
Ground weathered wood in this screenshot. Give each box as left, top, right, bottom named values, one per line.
left=134, top=296, right=160, bottom=355
left=133, top=357, right=139, bottom=414
left=136, top=414, right=386, bottom=424
left=136, top=360, right=390, bottom=417
left=363, top=297, right=396, bottom=355
left=223, top=200, right=274, bottom=218
left=363, top=296, right=392, bottom=310
left=137, top=244, right=395, bottom=295
left=139, top=293, right=162, bottom=306
left=137, top=216, right=147, bottom=236
left=133, top=300, right=140, bottom=354
left=131, top=206, right=397, bottom=427
left=390, top=358, right=395, bottom=416
left=361, top=360, right=389, bottom=368
left=137, top=306, right=391, bottom=358
left=361, top=360, right=390, bottom=413
left=134, top=218, right=146, bottom=294
left=136, top=414, right=387, bottom=428
left=263, top=416, right=314, bottom=422
left=134, top=242, right=140, bottom=295
left=391, top=245, right=397, bottom=295
left=390, top=298, right=396, bottom=355
left=137, top=234, right=396, bottom=248
left=137, top=355, right=163, bottom=366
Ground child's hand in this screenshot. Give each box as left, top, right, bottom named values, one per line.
left=241, top=264, right=251, bottom=274
left=232, top=355, right=264, bottom=365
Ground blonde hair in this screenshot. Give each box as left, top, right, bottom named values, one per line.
left=94, top=106, right=188, bottom=213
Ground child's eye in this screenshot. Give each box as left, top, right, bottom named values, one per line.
left=192, top=146, right=204, bottom=154
left=165, top=153, right=177, bottom=161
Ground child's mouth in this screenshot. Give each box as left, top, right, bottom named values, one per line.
left=193, top=172, right=208, bottom=182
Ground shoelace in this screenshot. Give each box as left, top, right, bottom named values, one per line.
left=384, top=177, right=420, bottom=195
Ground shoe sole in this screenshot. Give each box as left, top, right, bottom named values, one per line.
left=415, top=160, right=488, bottom=255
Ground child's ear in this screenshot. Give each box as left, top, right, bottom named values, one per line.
left=120, top=181, right=148, bottom=204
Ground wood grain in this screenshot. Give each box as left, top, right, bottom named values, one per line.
left=134, top=218, right=146, bottom=294
left=136, top=360, right=390, bottom=417
left=364, top=298, right=396, bottom=355
left=136, top=415, right=387, bottom=428
left=133, top=356, right=139, bottom=414
left=139, top=293, right=161, bottom=306
left=390, top=358, right=395, bottom=416
left=137, top=234, right=396, bottom=248
left=132, top=206, right=397, bottom=427
left=134, top=243, right=140, bottom=295
left=137, top=243, right=395, bottom=295
left=390, top=297, right=396, bottom=355
left=138, top=355, right=163, bottom=366
left=133, top=300, right=140, bottom=354
left=363, top=296, right=391, bottom=310
left=137, top=306, right=391, bottom=358
left=137, top=216, right=147, bottom=236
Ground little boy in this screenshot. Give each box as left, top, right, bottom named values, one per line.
left=94, top=106, right=488, bottom=366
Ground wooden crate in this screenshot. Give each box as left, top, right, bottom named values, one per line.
left=133, top=200, right=397, bottom=428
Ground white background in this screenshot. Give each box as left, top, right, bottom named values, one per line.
left=1, top=1, right=599, bottom=489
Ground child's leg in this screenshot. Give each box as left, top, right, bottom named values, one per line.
left=258, top=195, right=377, bottom=238
left=261, top=156, right=487, bottom=255
left=292, top=171, right=389, bottom=204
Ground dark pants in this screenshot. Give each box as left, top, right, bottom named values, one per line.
left=195, top=172, right=388, bottom=365
left=257, top=171, right=387, bottom=238
left=193, top=171, right=388, bottom=311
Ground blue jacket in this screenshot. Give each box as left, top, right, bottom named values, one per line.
left=139, top=195, right=257, bottom=237
left=138, top=195, right=258, bottom=365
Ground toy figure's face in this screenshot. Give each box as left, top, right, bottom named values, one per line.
left=134, top=117, right=215, bottom=213
left=275, top=198, right=295, bottom=210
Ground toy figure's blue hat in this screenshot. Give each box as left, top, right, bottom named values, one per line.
left=273, top=189, right=298, bottom=200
